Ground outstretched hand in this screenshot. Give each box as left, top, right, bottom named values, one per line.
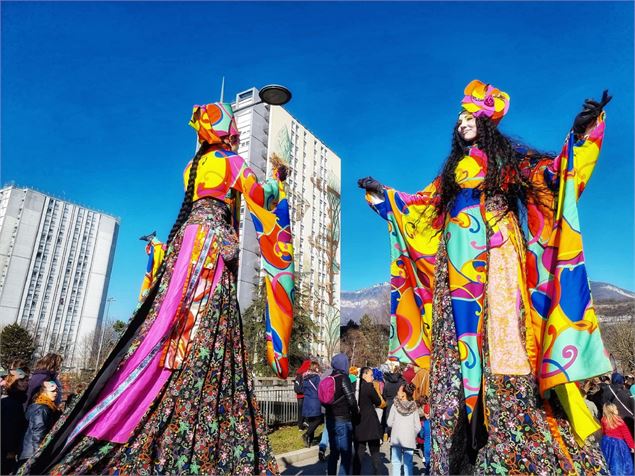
left=276, top=165, right=288, bottom=182
left=573, top=90, right=612, bottom=136
left=357, top=176, right=383, bottom=195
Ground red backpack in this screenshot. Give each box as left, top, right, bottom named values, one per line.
left=318, top=374, right=344, bottom=405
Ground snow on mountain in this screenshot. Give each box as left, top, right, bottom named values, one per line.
left=341, top=281, right=634, bottom=325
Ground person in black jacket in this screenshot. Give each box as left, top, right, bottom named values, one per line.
left=19, top=381, right=60, bottom=465
left=1, top=370, right=29, bottom=474
left=353, top=367, right=384, bottom=475
left=381, top=361, right=405, bottom=440
left=325, top=353, right=358, bottom=475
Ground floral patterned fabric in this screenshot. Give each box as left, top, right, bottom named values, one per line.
left=429, top=233, right=607, bottom=475
left=18, top=199, right=278, bottom=475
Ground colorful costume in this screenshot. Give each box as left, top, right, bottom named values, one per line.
left=366, top=81, right=610, bottom=474
left=19, top=103, right=294, bottom=475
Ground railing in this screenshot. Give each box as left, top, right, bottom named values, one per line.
left=253, top=385, right=297, bottom=427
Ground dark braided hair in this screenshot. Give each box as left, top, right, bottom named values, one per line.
left=165, top=142, right=212, bottom=245
left=435, top=115, right=541, bottom=221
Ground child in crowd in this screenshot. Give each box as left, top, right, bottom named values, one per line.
left=600, top=403, right=634, bottom=476
left=19, top=381, right=60, bottom=465
left=387, top=383, right=421, bottom=476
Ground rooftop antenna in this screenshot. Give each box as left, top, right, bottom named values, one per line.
left=219, top=76, right=225, bottom=102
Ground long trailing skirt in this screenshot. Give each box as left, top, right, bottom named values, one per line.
left=429, top=210, right=608, bottom=475
left=19, top=198, right=278, bottom=475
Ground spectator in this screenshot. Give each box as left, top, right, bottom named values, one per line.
left=402, top=365, right=415, bottom=385
left=602, top=372, right=634, bottom=436
left=318, top=365, right=333, bottom=463
left=600, top=403, right=634, bottom=476
left=325, top=353, right=358, bottom=475
left=19, top=381, right=60, bottom=464
left=294, top=360, right=311, bottom=430
left=387, top=384, right=421, bottom=476
left=417, top=398, right=431, bottom=475
left=381, top=360, right=405, bottom=440
left=26, top=354, right=63, bottom=407
left=1, top=369, right=28, bottom=474
left=302, top=362, right=322, bottom=447
left=411, top=366, right=430, bottom=403
left=353, top=367, right=384, bottom=475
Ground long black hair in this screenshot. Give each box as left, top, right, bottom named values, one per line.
left=165, top=141, right=212, bottom=245
left=435, top=115, right=547, bottom=221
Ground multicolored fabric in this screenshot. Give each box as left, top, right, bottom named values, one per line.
left=522, top=113, right=612, bottom=394
left=184, top=148, right=295, bottom=378
left=17, top=200, right=279, bottom=475
left=139, top=237, right=165, bottom=300
left=461, top=79, right=510, bottom=124
left=189, top=102, right=240, bottom=145
left=429, top=239, right=607, bottom=475
left=367, top=115, right=611, bottom=434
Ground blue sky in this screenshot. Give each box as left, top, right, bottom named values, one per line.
left=2, top=2, right=633, bottom=321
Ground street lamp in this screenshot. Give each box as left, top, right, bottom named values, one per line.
left=233, top=84, right=292, bottom=113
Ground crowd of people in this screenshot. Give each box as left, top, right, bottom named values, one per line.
left=293, top=352, right=634, bottom=476
left=0, top=353, right=73, bottom=474
left=293, top=353, right=434, bottom=475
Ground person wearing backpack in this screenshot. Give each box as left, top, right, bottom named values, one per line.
left=321, top=353, right=358, bottom=475
left=294, top=360, right=311, bottom=430
left=301, top=362, right=322, bottom=447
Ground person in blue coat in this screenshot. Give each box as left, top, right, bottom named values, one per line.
left=19, top=381, right=60, bottom=465
left=302, top=361, right=323, bottom=447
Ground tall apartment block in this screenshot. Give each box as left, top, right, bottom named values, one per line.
left=233, top=88, right=341, bottom=360
left=0, top=186, right=118, bottom=368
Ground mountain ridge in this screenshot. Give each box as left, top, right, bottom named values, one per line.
left=341, top=281, right=635, bottom=325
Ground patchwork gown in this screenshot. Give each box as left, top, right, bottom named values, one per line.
left=366, top=116, right=611, bottom=475
left=19, top=148, right=294, bottom=475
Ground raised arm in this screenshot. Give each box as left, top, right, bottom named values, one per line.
left=229, top=154, right=286, bottom=211
left=524, top=90, right=611, bottom=202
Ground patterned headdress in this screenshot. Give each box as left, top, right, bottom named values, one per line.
left=461, top=79, right=510, bottom=124
left=189, top=102, right=240, bottom=145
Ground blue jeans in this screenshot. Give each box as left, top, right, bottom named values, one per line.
left=319, top=423, right=329, bottom=450
left=391, top=445, right=413, bottom=476
left=326, top=417, right=353, bottom=475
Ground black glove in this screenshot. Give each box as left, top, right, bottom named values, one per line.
left=572, top=90, right=612, bottom=136
left=276, top=165, right=288, bottom=182
left=357, top=176, right=383, bottom=195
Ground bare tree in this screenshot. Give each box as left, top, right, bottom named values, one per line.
left=602, top=320, right=635, bottom=373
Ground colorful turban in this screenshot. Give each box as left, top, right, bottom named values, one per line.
left=461, top=79, right=510, bottom=124
left=189, top=102, right=240, bottom=145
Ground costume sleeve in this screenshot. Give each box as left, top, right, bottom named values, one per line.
left=523, top=113, right=606, bottom=203
left=414, top=411, right=422, bottom=434
left=230, top=155, right=281, bottom=211
left=228, top=154, right=295, bottom=379
left=363, top=178, right=442, bottom=369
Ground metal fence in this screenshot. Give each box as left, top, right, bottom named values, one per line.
left=253, top=385, right=297, bottom=427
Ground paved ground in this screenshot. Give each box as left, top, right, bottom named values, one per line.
left=280, top=440, right=428, bottom=475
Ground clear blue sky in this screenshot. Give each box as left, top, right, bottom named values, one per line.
left=2, top=2, right=633, bottom=321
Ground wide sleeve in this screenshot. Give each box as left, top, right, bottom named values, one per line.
left=522, top=113, right=606, bottom=204
left=229, top=155, right=282, bottom=211
left=228, top=154, right=295, bottom=379
left=363, top=178, right=442, bottom=370
left=522, top=115, right=612, bottom=443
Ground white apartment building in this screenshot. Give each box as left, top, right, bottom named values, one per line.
left=0, top=186, right=118, bottom=368
left=233, top=88, right=341, bottom=360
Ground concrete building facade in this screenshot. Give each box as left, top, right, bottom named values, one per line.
left=0, top=185, right=118, bottom=368
left=232, top=88, right=341, bottom=360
